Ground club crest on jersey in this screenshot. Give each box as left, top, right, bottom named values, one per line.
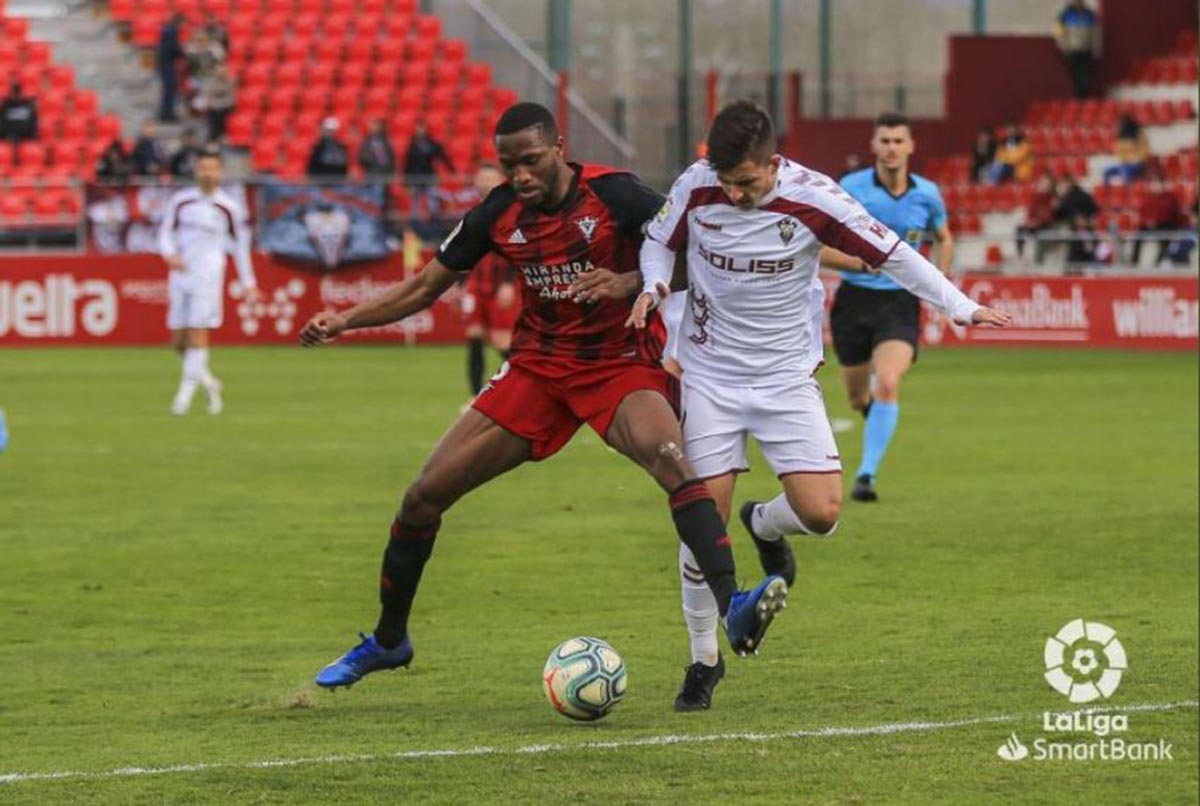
left=574, top=216, right=598, bottom=242
left=303, top=206, right=351, bottom=269
left=777, top=217, right=797, bottom=245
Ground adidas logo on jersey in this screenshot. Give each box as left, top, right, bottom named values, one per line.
left=508, top=229, right=527, bottom=244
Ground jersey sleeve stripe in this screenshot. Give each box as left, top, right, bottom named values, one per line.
left=765, top=198, right=895, bottom=267
left=667, top=186, right=728, bottom=251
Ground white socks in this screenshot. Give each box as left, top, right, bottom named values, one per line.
left=679, top=544, right=720, bottom=666
left=751, top=494, right=840, bottom=539
left=174, top=348, right=210, bottom=412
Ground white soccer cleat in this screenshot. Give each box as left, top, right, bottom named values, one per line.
left=205, top=378, right=224, bottom=415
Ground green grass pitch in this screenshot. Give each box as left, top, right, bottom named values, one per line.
left=0, top=345, right=1196, bottom=804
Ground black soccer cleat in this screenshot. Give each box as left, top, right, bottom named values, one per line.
left=673, top=654, right=726, bottom=712
left=851, top=474, right=878, bottom=503
left=740, top=501, right=796, bottom=588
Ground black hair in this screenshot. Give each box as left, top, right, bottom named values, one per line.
left=494, top=102, right=558, bottom=140
left=705, top=99, right=775, bottom=172
left=198, top=143, right=222, bottom=160
left=874, top=111, right=911, bottom=130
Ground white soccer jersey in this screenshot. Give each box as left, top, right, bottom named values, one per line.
left=643, top=158, right=979, bottom=386
left=158, top=187, right=256, bottom=293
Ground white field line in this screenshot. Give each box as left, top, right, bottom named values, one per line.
left=1, top=700, right=1195, bottom=786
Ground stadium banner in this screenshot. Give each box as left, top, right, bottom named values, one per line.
left=86, top=183, right=252, bottom=255
left=0, top=253, right=467, bottom=346
left=820, top=274, right=1199, bottom=351
left=0, top=259, right=1193, bottom=349
left=259, top=182, right=391, bottom=269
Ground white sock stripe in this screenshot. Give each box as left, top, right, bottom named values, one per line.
left=3, top=700, right=1193, bottom=785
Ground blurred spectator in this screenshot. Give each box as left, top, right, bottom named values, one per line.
left=988, top=122, right=1034, bottom=185
left=1055, top=0, right=1100, bottom=98
left=185, top=29, right=225, bottom=86
left=1015, top=172, right=1059, bottom=262
left=307, top=117, right=350, bottom=178
left=404, top=122, right=454, bottom=221
left=0, top=81, right=37, bottom=143
left=169, top=130, right=201, bottom=178
left=130, top=120, right=168, bottom=177
left=1132, top=170, right=1186, bottom=265
left=96, top=138, right=132, bottom=182
left=970, top=126, right=996, bottom=183
left=1102, top=114, right=1149, bottom=185
left=204, top=64, right=236, bottom=142
left=359, top=119, right=396, bottom=179
left=203, top=13, right=230, bottom=52
left=157, top=13, right=185, bottom=122
left=839, top=153, right=862, bottom=179
left=1054, top=175, right=1100, bottom=263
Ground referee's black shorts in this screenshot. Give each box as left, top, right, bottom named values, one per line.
left=830, top=282, right=921, bottom=367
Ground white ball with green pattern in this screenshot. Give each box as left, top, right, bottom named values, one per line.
left=542, top=636, right=628, bottom=721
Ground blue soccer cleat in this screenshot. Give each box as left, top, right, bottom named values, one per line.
left=724, top=576, right=788, bottom=657
left=315, top=632, right=414, bottom=689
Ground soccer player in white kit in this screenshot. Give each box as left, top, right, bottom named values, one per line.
left=629, top=100, right=1010, bottom=711
left=158, top=145, right=260, bottom=415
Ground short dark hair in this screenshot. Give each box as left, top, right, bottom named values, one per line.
left=706, top=99, right=775, bottom=172
left=198, top=143, right=222, bottom=160
left=494, top=102, right=558, bottom=140
left=874, top=111, right=911, bottom=130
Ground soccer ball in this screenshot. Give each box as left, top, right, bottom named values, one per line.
left=542, top=636, right=627, bottom=721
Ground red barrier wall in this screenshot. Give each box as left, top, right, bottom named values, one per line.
left=1098, top=0, right=1198, bottom=90
left=0, top=253, right=467, bottom=346
left=1, top=255, right=1194, bottom=351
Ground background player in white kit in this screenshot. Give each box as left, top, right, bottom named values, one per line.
left=629, top=100, right=1010, bottom=711
left=158, top=145, right=260, bottom=415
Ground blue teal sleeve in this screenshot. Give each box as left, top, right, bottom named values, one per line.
left=929, top=185, right=948, bottom=230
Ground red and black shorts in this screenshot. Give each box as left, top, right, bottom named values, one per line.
left=472, top=354, right=680, bottom=460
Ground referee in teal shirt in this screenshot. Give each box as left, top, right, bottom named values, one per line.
left=827, top=112, right=955, bottom=503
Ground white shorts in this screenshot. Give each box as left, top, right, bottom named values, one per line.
left=167, top=282, right=223, bottom=331
left=681, top=375, right=842, bottom=479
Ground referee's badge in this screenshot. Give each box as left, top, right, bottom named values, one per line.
left=777, top=217, right=797, bottom=245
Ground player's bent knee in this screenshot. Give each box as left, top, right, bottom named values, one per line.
left=400, top=478, right=447, bottom=523
left=874, top=376, right=902, bottom=402
left=799, top=515, right=840, bottom=538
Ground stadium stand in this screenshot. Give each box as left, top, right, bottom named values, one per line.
left=0, top=5, right=114, bottom=228
left=922, top=28, right=1198, bottom=252
left=105, top=0, right=519, bottom=216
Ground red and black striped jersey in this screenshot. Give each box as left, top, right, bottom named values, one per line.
left=465, top=252, right=518, bottom=299
left=437, top=162, right=666, bottom=362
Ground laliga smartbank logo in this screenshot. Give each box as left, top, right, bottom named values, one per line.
left=995, top=619, right=1173, bottom=763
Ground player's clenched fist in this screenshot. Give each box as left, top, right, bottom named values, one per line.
left=299, top=311, right=349, bottom=346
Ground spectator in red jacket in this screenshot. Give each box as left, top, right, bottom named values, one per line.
left=1016, top=172, right=1059, bottom=262
left=1132, top=170, right=1186, bottom=265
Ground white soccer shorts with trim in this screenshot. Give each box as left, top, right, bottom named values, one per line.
left=681, top=375, right=842, bottom=478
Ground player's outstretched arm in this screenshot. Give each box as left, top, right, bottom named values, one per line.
left=879, top=242, right=1011, bottom=327
left=818, top=247, right=876, bottom=273
left=299, top=259, right=459, bottom=346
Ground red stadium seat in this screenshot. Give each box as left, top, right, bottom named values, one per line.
left=441, top=39, right=467, bottom=63
left=408, top=39, right=435, bottom=62
left=339, top=62, right=370, bottom=86
left=402, top=61, right=431, bottom=87
left=93, top=115, right=121, bottom=141
left=292, top=13, right=320, bottom=39
left=432, top=61, right=461, bottom=87
left=280, top=37, right=311, bottom=64
left=275, top=61, right=305, bottom=88
left=383, top=13, right=414, bottom=40
left=463, top=62, right=492, bottom=87
left=414, top=15, right=441, bottom=40
left=259, top=113, right=289, bottom=139
left=47, top=64, right=74, bottom=92
left=258, top=14, right=288, bottom=39
left=109, top=0, right=135, bottom=21
left=314, top=38, right=344, bottom=64
left=4, top=17, right=30, bottom=40
left=17, top=141, right=46, bottom=167
left=0, top=194, right=27, bottom=220
left=225, top=112, right=254, bottom=143
left=23, top=41, right=51, bottom=67
left=394, top=0, right=417, bottom=13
